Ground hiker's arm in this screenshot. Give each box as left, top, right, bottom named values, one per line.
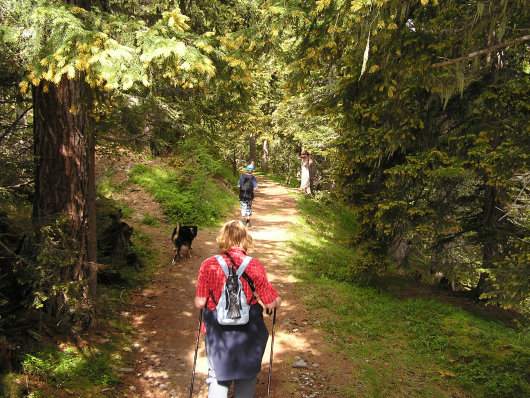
left=264, top=296, right=281, bottom=310
left=194, top=296, right=207, bottom=309
left=195, top=260, right=210, bottom=309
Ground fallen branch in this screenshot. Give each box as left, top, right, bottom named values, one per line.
left=431, top=35, right=530, bottom=68
left=0, top=181, right=32, bottom=190
left=0, top=239, right=19, bottom=258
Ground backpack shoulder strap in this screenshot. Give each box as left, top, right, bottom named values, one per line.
left=225, top=252, right=252, bottom=277
left=236, top=256, right=252, bottom=277
left=224, top=253, right=256, bottom=301
left=214, top=254, right=230, bottom=277
left=243, top=175, right=253, bottom=187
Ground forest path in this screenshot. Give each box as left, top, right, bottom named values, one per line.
left=118, top=174, right=346, bottom=397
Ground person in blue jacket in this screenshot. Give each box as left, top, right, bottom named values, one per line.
left=238, top=165, right=258, bottom=227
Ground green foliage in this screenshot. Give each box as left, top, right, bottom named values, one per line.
left=290, top=196, right=529, bottom=397
left=21, top=343, right=121, bottom=391
left=128, top=140, right=237, bottom=227
left=0, top=372, right=23, bottom=397
left=140, top=213, right=159, bottom=225
left=0, top=8, right=33, bottom=205
left=2, top=0, right=216, bottom=93
left=402, top=299, right=529, bottom=397
left=272, top=0, right=530, bottom=309
left=17, top=217, right=88, bottom=318
left=489, top=237, right=530, bottom=316
left=291, top=193, right=368, bottom=282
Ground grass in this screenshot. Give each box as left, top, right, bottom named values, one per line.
left=140, top=212, right=159, bottom=225
left=22, top=346, right=120, bottom=386
left=261, top=172, right=300, bottom=188
left=290, top=194, right=360, bottom=282
left=288, top=194, right=529, bottom=397
left=14, top=341, right=125, bottom=397
left=1, top=318, right=131, bottom=398
left=128, top=162, right=236, bottom=228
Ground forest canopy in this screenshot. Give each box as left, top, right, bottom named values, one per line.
left=0, top=0, right=528, bottom=352
left=271, top=0, right=529, bottom=309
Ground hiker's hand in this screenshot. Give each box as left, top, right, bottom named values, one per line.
left=194, top=296, right=207, bottom=309
left=266, top=308, right=273, bottom=316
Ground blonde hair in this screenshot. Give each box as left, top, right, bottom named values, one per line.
left=217, top=220, right=253, bottom=253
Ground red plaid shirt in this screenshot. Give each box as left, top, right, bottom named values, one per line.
left=196, top=247, right=278, bottom=311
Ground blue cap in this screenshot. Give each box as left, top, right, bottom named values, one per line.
left=246, top=165, right=254, bottom=171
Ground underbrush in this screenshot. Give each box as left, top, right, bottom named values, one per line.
left=1, top=336, right=127, bottom=397
left=0, top=196, right=148, bottom=397
left=0, top=141, right=239, bottom=396
left=24, top=343, right=121, bottom=390
left=127, top=143, right=237, bottom=228
left=289, top=194, right=529, bottom=397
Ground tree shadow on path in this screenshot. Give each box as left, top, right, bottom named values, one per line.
left=118, top=176, right=347, bottom=397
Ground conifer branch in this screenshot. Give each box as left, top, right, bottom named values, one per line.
left=0, top=106, right=32, bottom=142
left=431, top=35, right=530, bottom=68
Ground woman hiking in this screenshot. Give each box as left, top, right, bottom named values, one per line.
left=194, top=220, right=282, bottom=398
left=238, top=164, right=258, bottom=227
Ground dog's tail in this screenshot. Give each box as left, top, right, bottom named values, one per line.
left=172, top=221, right=181, bottom=240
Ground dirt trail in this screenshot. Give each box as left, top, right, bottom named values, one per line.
left=118, top=176, right=345, bottom=397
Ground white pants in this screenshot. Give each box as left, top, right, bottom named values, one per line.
left=240, top=200, right=253, bottom=217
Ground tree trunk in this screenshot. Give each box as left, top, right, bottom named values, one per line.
left=308, top=154, right=315, bottom=191
left=261, top=139, right=269, bottom=173
left=474, top=110, right=503, bottom=298
left=473, top=184, right=502, bottom=298
left=285, top=159, right=291, bottom=185
left=32, top=74, right=94, bottom=319
left=87, top=128, right=97, bottom=297
left=249, top=132, right=256, bottom=166
left=232, top=149, right=237, bottom=176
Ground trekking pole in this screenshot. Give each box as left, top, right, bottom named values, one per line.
left=267, top=308, right=277, bottom=398
left=189, top=308, right=203, bottom=398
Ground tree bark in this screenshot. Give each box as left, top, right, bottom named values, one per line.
left=473, top=184, right=503, bottom=298
left=87, top=128, right=97, bottom=297
left=261, top=139, right=269, bottom=173
left=249, top=132, right=256, bottom=166
left=32, top=74, right=95, bottom=318
left=32, top=77, right=88, bottom=232
left=232, top=149, right=237, bottom=176
left=285, top=160, right=291, bottom=185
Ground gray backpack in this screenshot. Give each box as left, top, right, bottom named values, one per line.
left=214, top=254, right=253, bottom=325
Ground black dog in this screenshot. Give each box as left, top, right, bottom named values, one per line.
left=171, top=222, right=198, bottom=264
